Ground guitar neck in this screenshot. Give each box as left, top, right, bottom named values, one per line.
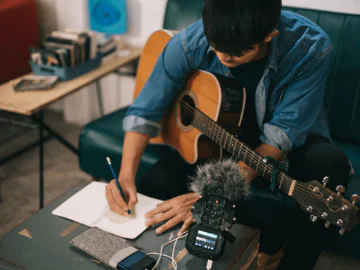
left=188, top=102, right=294, bottom=195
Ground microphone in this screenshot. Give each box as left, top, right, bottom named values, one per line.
left=189, top=159, right=250, bottom=201
left=185, top=159, right=248, bottom=255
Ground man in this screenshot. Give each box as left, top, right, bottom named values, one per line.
left=105, top=0, right=351, bottom=269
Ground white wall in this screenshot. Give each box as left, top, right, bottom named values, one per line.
left=35, top=0, right=58, bottom=39
left=45, top=0, right=360, bottom=125
left=34, top=0, right=63, bottom=111
left=125, top=0, right=168, bottom=47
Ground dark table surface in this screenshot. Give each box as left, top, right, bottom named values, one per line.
left=0, top=181, right=259, bottom=270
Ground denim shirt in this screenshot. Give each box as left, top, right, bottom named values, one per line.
left=124, top=11, right=333, bottom=152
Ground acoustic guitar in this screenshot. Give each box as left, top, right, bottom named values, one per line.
left=133, top=30, right=360, bottom=234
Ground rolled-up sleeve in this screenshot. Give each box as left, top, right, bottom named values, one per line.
left=123, top=30, right=193, bottom=137
left=123, top=115, right=161, bottom=137
left=260, top=47, right=333, bottom=151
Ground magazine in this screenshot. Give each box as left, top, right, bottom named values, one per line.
left=13, top=76, right=58, bottom=92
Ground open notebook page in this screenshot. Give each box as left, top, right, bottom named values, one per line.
left=52, top=182, right=163, bottom=239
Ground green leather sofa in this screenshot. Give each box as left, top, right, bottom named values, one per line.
left=79, top=0, right=360, bottom=259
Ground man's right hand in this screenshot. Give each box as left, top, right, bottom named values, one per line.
left=105, top=178, right=138, bottom=216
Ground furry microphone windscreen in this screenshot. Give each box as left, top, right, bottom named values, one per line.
left=189, top=159, right=250, bottom=201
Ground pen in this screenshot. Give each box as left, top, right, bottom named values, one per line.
left=106, top=157, right=131, bottom=216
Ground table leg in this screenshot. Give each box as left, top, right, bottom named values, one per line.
left=39, top=111, right=44, bottom=209
left=31, top=118, right=77, bottom=155
left=0, top=111, right=78, bottom=207
left=96, top=79, right=104, bottom=116
left=0, top=135, right=53, bottom=167
left=132, top=59, right=138, bottom=74
left=0, top=172, right=2, bottom=202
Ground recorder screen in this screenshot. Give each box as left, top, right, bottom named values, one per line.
left=193, top=230, right=218, bottom=251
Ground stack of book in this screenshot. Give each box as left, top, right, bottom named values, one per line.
left=29, top=29, right=98, bottom=68
left=97, top=37, right=119, bottom=61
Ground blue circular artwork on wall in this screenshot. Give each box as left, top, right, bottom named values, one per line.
left=89, top=0, right=127, bottom=34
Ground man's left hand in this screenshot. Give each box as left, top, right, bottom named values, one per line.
left=145, top=193, right=200, bottom=236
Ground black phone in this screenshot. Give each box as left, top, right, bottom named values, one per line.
left=117, top=251, right=156, bottom=270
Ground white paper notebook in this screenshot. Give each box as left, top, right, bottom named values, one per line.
left=52, top=182, right=162, bottom=239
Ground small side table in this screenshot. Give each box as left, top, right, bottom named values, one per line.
left=0, top=48, right=141, bottom=208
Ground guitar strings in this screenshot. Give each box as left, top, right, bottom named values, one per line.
left=189, top=102, right=338, bottom=205
left=190, top=105, right=347, bottom=211
left=190, top=105, right=348, bottom=216
left=182, top=101, right=346, bottom=211
left=186, top=98, right=346, bottom=220
left=188, top=100, right=326, bottom=211
left=180, top=100, right=336, bottom=203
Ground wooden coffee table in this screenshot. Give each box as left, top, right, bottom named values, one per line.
left=0, top=181, right=259, bottom=270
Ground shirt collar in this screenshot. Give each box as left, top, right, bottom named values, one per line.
left=267, top=35, right=279, bottom=72
left=267, top=24, right=280, bottom=72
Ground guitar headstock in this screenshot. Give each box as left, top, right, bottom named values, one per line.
left=295, top=177, right=360, bottom=234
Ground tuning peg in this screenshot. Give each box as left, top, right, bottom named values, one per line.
left=310, top=215, right=317, bottom=222
left=336, top=185, right=346, bottom=195
left=327, top=196, right=334, bottom=203
left=339, top=228, right=346, bottom=235
left=322, top=176, right=330, bottom=187
left=321, top=212, right=328, bottom=219
left=337, top=219, right=343, bottom=226
left=352, top=194, right=359, bottom=205
left=341, top=205, right=349, bottom=211
left=325, top=221, right=331, bottom=228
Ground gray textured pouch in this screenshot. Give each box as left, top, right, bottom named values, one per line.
left=70, top=227, right=138, bottom=268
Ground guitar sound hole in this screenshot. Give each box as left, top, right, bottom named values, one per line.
left=180, top=95, right=195, bottom=126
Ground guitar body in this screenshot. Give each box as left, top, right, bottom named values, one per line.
left=134, top=30, right=245, bottom=164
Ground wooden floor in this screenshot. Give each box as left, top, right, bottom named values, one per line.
left=0, top=110, right=359, bottom=270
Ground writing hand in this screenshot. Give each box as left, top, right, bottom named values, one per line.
left=105, top=178, right=138, bottom=216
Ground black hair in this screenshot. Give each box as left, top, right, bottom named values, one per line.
left=202, top=0, right=282, bottom=56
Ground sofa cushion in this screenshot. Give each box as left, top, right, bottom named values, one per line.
left=163, top=0, right=203, bottom=30
left=78, top=107, right=174, bottom=184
